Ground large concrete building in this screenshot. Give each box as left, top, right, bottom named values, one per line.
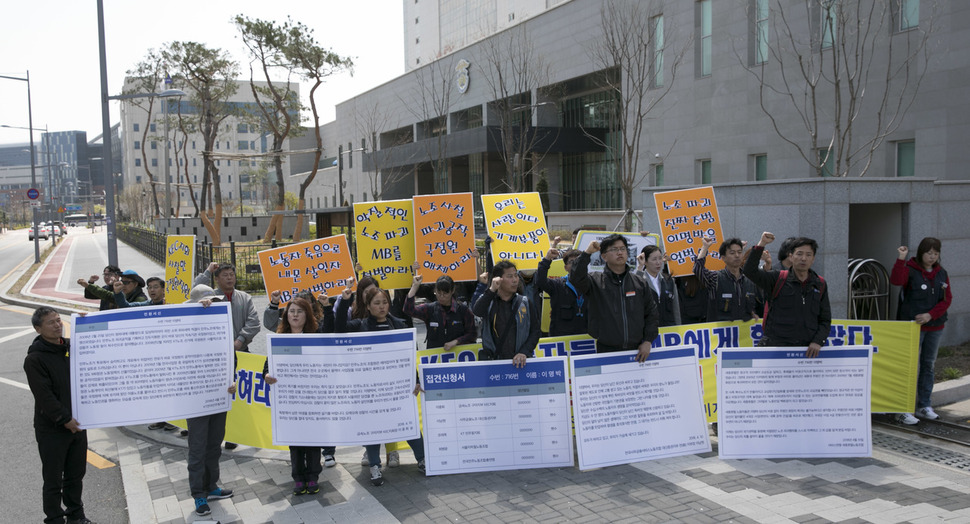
left=291, top=0, right=968, bottom=344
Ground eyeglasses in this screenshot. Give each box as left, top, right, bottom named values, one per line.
left=605, top=247, right=627, bottom=254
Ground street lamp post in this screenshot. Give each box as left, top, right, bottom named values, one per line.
left=0, top=72, right=41, bottom=263
left=336, top=145, right=366, bottom=207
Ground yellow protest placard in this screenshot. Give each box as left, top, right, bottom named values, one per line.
left=413, top=193, right=478, bottom=282
left=257, top=236, right=355, bottom=303
left=653, top=186, right=724, bottom=276
left=354, top=199, right=415, bottom=289
left=481, top=192, right=550, bottom=270
left=164, top=235, right=195, bottom=304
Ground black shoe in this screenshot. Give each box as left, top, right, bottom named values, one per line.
left=194, top=497, right=210, bottom=516
left=224, top=441, right=238, bottom=450
left=148, top=422, right=166, bottom=430
left=180, top=429, right=189, bottom=437
left=163, top=423, right=179, bottom=431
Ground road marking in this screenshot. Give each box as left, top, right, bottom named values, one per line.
left=0, top=376, right=30, bottom=391
left=87, top=450, right=116, bottom=469
left=0, top=328, right=37, bottom=345
left=0, top=306, right=32, bottom=316
left=0, top=254, right=32, bottom=286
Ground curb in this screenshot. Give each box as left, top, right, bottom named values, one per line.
left=933, top=374, right=970, bottom=408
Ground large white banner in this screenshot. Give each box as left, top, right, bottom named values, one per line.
left=571, top=347, right=711, bottom=470
left=268, top=329, right=420, bottom=446
left=420, top=358, right=574, bottom=475
left=717, top=346, right=873, bottom=459
left=70, top=303, right=235, bottom=429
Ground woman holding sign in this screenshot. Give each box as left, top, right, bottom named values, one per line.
left=335, top=281, right=426, bottom=486
left=263, top=298, right=325, bottom=495
left=891, top=238, right=953, bottom=425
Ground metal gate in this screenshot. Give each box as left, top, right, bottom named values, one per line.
left=847, top=258, right=891, bottom=320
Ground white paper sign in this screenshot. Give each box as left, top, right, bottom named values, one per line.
left=268, top=329, right=420, bottom=446
left=717, top=346, right=873, bottom=459
left=420, top=358, right=574, bottom=475
left=70, top=303, right=235, bottom=429
left=571, top=346, right=711, bottom=470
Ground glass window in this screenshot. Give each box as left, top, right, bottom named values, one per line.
left=135, top=158, right=141, bottom=167
left=237, top=123, right=248, bottom=133
left=655, top=164, right=664, bottom=186
left=698, top=0, right=712, bottom=76
left=151, top=141, right=157, bottom=150
left=821, top=1, right=837, bottom=49
left=818, top=148, right=834, bottom=177
left=755, top=154, right=767, bottom=180
left=700, top=160, right=711, bottom=184
left=560, top=152, right=621, bottom=211
left=899, top=0, right=919, bottom=30
left=652, top=15, right=664, bottom=87
left=134, top=141, right=140, bottom=150
left=896, top=141, right=915, bottom=177
left=133, top=123, right=140, bottom=132
left=755, top=0, right=769, bottom=64
left=150, top=123, right=156, bottom=132
left=151, top=158, right=157, bottom=167
left=238, top=141, right=249, bottom=150
left=192, top=158, right=196, bottom=167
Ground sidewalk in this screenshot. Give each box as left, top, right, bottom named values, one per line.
left=10, top=231, right=970, bottom=523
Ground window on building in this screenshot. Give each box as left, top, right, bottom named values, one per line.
left=168, top=159, right=172, bottom=166
left=216, top=160, right=221, bottom=166
left=754, top=154, right=768, bottom=180
left=135, top=158, right=141, bottom=167
left=651, top=15, right=664, bottom=87
left=192, top=141, right=196, bottom=149
left=151, top=141, right=157, bottom=150
left=416, top=58, right=421, bottom=65
left=655, top=164, right=664, bottom=186
left=896, top=140, right=915, bottom=177
left=415, top=17, right=419, bottom=24
left=226, top=141, right=230, bottom=149
left=560, top=152, right=622, bottom=211
left=215, top=141, right=220, bottom=150
left=134, top=141, right=140, bottom=150
left=896, top=0, right=919, bottom=31
left=416, top=37, right=420, bottom=44
left=754, top=0, right=769, bottom=64
left=136, top=176, right=142, bottom=184
left=151, top=158, right=158, bottom=167
left=192, top=158, right=197, bottom=167
left=251, top=141, right=255, bottom=150
left=817, top=148, right=834, bottom=177
left=820, top=1, right=837, bottom=49
left=348, top=142, right=353, bottom=169
left=699, top=159, right=712, bottom=184
left=150, top=123, right=156, bottom=132
left=238, top=141, right=249, bottom=150
left=133, top=123, right=140, bottom=132
left=237, top=123, right=248, bottom=133
left=697, top=0, right=712, bottom=77
left=228, top=175, right=231, bottom=183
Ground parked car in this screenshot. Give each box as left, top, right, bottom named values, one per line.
left=51, top=221, right=66, bottom=236
left=28, top=223, right=50, bottom=241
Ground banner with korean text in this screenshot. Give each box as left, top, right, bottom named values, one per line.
left=574, top=231, right=661, bottom=272
left=164, top=235, right=195, bottom=304
left=413, top=192, right=478, bottom=282
left=257, top=236, right=356, bottom=304
left=653, top=186, right=724, bottom=276
left=481, top=192, right=550, bottom=271
left=354, top=199, right=415, bottom=289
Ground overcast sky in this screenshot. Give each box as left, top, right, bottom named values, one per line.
left=0, top=0, right=404, bottom=145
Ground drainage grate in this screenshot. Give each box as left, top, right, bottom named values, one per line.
left=874, top=431, right=970, bottom=471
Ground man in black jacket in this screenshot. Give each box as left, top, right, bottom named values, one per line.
left=570, top=234, right=659, bottom=362
left=535, top=242, right=588, bottom=337
left=23, top=306, right=93, bottom=524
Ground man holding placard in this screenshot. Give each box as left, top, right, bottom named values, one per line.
left=570, top=234, right=659, bottom=362
left=472, top=261, right=539, bottom=366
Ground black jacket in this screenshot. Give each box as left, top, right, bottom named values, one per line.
left=23, top=335, right=75, bottom=433
left=570, top=252, right=659, bottom=351
left=335, top=300, right=409, bottom=332
left=536, top=258, right=588, bottom=336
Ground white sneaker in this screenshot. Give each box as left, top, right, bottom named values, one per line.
left=916, top=407, right=940, bottom=420
left=387, top=451, right=400, bottom=468
left=360, top=450, right=369, bottom=466
left=895, top=412, right=919, bottom=425
left=323, top=454, right=336, bottom=468
left=369, top=465, right=384, bottom=486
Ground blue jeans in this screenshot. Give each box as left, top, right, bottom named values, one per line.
left=917, top=329, right=944, bottom=409
left=365, top=436, right=425, bottom=467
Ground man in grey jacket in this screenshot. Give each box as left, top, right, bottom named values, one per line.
left=195, top=262, right=260, bottom=352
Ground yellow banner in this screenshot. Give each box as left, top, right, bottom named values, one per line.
left=354, top=199, right=415, bottom=289
left=413, top=193, right=478, bottom=282
left=164, top=235, right=195, bottom=304
left=653, top=186, right=724, bottom=277
left=257, top=236, right=355, bottom=304
left=481, top=192, right=550, bottom=270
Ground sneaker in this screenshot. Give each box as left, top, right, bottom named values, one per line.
left=163, top=423, right=179, bottom=431
left=324, top=454, right=336, bottom=468
left=194, top=497, right=211, bottom=516
left=370, top=465, right=384, bottom=486
left=148, top=422, right=166, bottom=430
left=224, top=441, right=238, bottom=450
left=180, top=429, right=189, bottom=437
left=895, top=412, right=919, bottom=425
left=306, top=481, right=320, bottom=494
left=208, top=487, right=234, bottom=500
left=292, top=481, right=306, bottom=495
left=360, top=449, right=369, bottom=466
left=417, top=459, right=425, bottom=473
left=66, top=518, right=95, bottom=524
left=387, top=451, right=400, bottom=468
left=917, top=407, right=940, bottom=420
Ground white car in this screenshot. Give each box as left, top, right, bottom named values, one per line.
left=28, top=223, right=50, bottom=241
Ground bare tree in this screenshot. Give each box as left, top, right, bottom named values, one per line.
left=124, top=49, right=166, bottom=218
left=743, top=0, right=934, bottom=177
left=404, top=55, right=456, bottom=193
left=282, top=19, right=354, bottom=241
left=174, top=106, right=199, bottom=217
left=480, top=25, right=559, bottom=194
left=589, top=0, right=690, bottom=231
left=354, top=100, right=414, bottom=201
left=163, top=41, right=239, bottom=245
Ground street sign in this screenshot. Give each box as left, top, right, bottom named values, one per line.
left=30, top=201, right=41, bottom=208
left=66, top=204, right=83, bottom=212
left=27, top=188, right=39, bottom=200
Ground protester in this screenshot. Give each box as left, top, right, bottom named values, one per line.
left=694, top=237, right=758, bottom=322
left=335, top=284, right=426, bottom=486
left=472, top=260, right=540, bottom=366
left=78, top=268, right=147, bottom=309
left=263, top=298, right=325, bottom=495
left=184, top=285, right=237, bottom=516
left=570, top=234, right=658, bottom=362
left=677, top=275, right=708, bottom=324
left=404, top=265, right=477, bottom=350
left=743, top=232, right=831, bottom=358
left=776, top=236, right=797, bottom=270
left=78, top=265, right=121, bottom=310
left=24, top=306, right=94, bottom=524
left=891, top=238, right=953, bottom=425
left=535, top=238, right=589, bottom=337
left=636, top=245, right=681, bottom=327
left=113, top=276, right=165, bottom=307
left=194, top=262, right=260, bottom=353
